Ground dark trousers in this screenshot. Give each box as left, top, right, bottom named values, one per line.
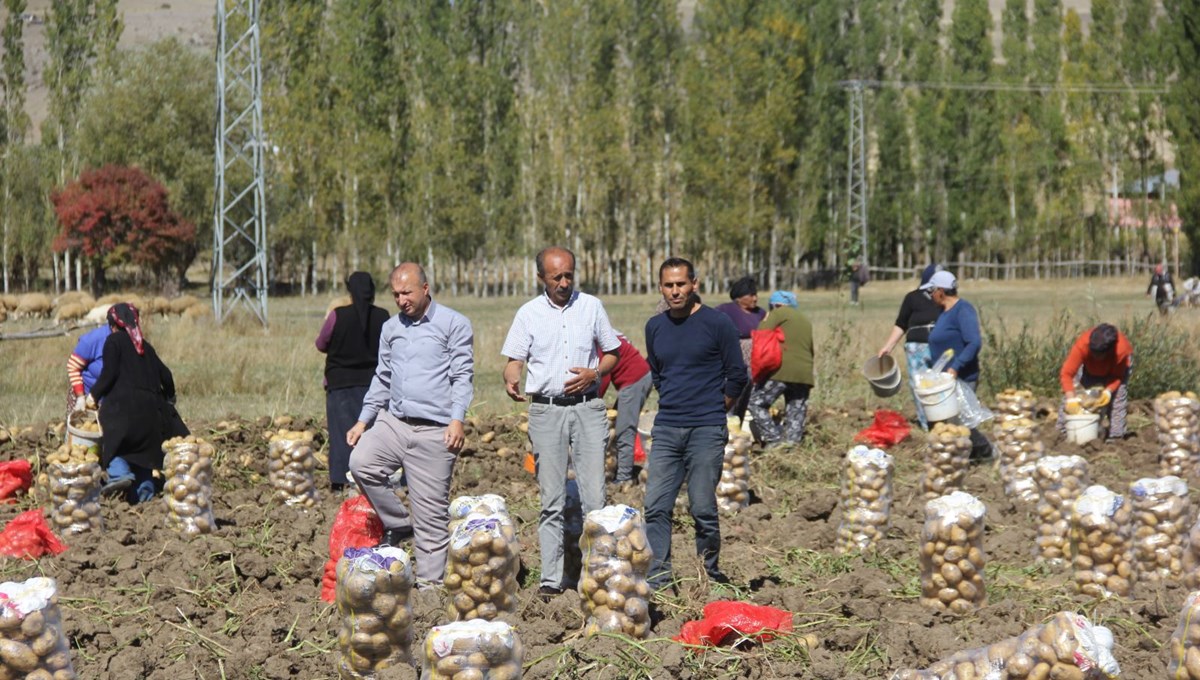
left=643, top=424, right=727, bottom=589
left=326, top=385, right=368, bottom=486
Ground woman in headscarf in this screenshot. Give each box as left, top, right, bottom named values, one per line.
left=316, top=272, right=390, bottom=492
left=90, top=303, right=189, bottom=503
left=747, top=291, right=814, bottom=446
left=876, top=263, right=944, bottom=430
left=715, top=275, right=766, bottom=423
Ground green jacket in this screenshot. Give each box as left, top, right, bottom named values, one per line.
left=758, top=306, right=814, bottom=385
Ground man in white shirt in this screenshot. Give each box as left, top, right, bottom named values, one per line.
left=502, top=246, right=620, bottom=598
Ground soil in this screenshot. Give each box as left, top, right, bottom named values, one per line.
left=0, top=403, right=1190, bottom=679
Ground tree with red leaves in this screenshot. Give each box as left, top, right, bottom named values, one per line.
left=52, top=164, right=196, bottom=294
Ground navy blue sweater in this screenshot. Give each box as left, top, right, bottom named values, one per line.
left=927, top=299, right=982, bottom=383
left=645, top=305, right=747, bottom=427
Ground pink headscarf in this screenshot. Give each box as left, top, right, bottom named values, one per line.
left=107, top=303, right=145, bottom=355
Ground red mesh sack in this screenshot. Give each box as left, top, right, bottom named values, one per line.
left=854, top=409, right=912, bottom=448
left=0, top=510, right=66, bottom=559
left=0, top=460, right=32, bottom=503
left=675, top=601, right=794, bottom=647
left=634, top=433, right=647, bottom=464
left=319, top=496, right=383, bottom=602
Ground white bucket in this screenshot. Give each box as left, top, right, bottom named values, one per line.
left=1064, top=412, right=1101, bottom=445
left=862, top=355, right=902, bottom=398
left=915, top=379, right=960, bottom=423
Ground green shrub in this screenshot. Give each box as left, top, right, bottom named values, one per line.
left=981, top=312, right=1198, bottom=400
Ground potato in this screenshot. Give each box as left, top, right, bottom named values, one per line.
left=46, top=462, right=104, bottom=535
left=580, top=505, right=653, bottom=638
left=161, top=438, right=216, bottom=537
left=336, top=548, right=414, bottom=671
left=444, top=513, right=519, bottom=621
left=993, top=417, right=1044, bottom=504
left=836, top=446, right=893, bottom=553
left=267, top=432, right=319, bottom=506
left=423, top=621, right=521, bottom=680
left=920, top=492, right=986, bottom=615
left=717, top=430, right=753, bottom=512
left=921, top=424, right=972, bottom=500
left=1034, top=456, right=1090, bottom=564
left=1070, top=485, right=1135, bottom=598
left=1154, top=393, right=1200, bottom=477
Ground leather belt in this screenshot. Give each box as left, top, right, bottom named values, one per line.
left=396, top=415, right=444, bottom=428
left=529, top=392, right=599, bottom=406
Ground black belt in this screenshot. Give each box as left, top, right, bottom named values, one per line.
left=529, top=392, right=599, bottom=406
left=396, top=415, right=444, bottom=428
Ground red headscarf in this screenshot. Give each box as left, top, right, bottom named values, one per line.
left=107, top=303, right=145, bottom=355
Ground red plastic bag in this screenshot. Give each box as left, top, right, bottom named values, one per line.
left=319, top=495, right=383, bottom=602
left=0, top=510, right=66, bottom=559
left=854, top=409, right=912, bottom=448
left=0, top=460, right=32, bottom=503
left=675, top=601, right=794, bottom=647
left=634, top=433, right=647, bottom=464
left=750, top=327, right=785, bottom=384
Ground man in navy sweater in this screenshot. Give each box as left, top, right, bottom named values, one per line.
left=643, top=257, right=747, bottom=591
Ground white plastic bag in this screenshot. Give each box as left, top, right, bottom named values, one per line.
left=955, top=380, right=994, bottom=429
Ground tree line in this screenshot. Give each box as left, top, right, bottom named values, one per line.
left=0, top=0, right=1195, bottom=297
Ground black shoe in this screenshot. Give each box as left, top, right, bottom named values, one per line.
left=536, top=586, right=564, bottom=601
left=101, top=476, right=133, bottom=497
left=708, top=571, right=732, bottom=585
left=377, top=527, right=413, bottom=547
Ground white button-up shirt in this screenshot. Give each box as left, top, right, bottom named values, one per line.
left=501, top=290, right=620, bottom=397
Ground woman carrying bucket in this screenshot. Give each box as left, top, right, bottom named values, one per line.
left=876, top=263, right=943, bottom=430
left=925, top=271, right=993, bottom=462
left=1057, top=323, right=1132, bottom=442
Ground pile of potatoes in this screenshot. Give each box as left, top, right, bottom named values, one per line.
left=0, top=577, right=77, bottom=679
left=995, top=387, right=1037, bottom=421
left=604, top=408, right=619, bottom=481
left=1183, top=518, right=1200, bottom=590
left=162, top=436, right=217, bottom=538
left=579, top=505, right=653, bottom=638
left=422, top=619, right=523, bottom=680
left=1155, top=392, right=1200, bottom=477
left=444, top=515, right=520, bottom=621
left=993, top=417, right=1044, bottom=504
left=716, top=429, right=752, bottom=513
left=921, top=423, right=972, bottom=500
left=1169, top=591, right=1200, bottom=679
left=335, top=546, right=414, bottom=678
left=835, top=446, right=893, bottom=554
left=1129, top=475, right=1190, bottom=583
left=890, top=611, right=1120, bottom=680
left=47, top=455, right=103, bottom=535
left=1071, top=485, right=1135, bottom=598
left=919, top=491, right=987, bottom=616
left=1034, top=455, right=1090, bottom=564
left=267, top=429, right=318, bottom=507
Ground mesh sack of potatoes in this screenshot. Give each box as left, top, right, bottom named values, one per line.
left=1155, top=392, right=1200, bottom=477
left=716, top=428, right=753, bottom=513
left=0, top=577, right=77, bottom=679
left=162, top=436, right=217, bottom=538
left=604, top=408, right=618, bottom=482
left=45, top=441, right=103, bottom=535
left=1168, top=591, right=1200, bottom=679
left=1034, top=455, right=1090, bottom=564
left=579, top=504, right=653, bottom=638
left=421, top=619, right=523, bottom=680
left=267, top=429, right=318, bottom=507
left=919, top=491, right=987, bottom=616
left=835, top=446, right=894, bottom=554
left=1070, top=485, right=1135, bottom=598
left=1183, top=518, right=1200, bottom=590
left=922, top=423, right=972, bottom=500
left=993, top=417, right=1044, bottom=504
left=444, top=515, right=520, bottom=621
left=889, top=611, right=1120, bottom=680
left=448, top=494, right=509, bottom=532
left=994, top=388, right=1037, bottom=421
left=1129, top=475, right=1190, bottom=583
left=335, top=546, right=414, bottom=678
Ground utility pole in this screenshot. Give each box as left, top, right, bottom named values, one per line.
left=212, top=0, right=268, bottom=326
left=844, top=80, right=868, bottom=270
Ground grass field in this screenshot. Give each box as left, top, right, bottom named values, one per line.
left=0, top=275, right=1187, bottom=427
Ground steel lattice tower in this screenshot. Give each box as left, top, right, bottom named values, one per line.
left=212, top=0, right=268, bottom=325
left=845, top=80, right=868, bottom=268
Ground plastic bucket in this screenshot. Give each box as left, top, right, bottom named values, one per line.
left=65, top=413, right=102, bottom=451
left=915, top=379, right=960, bottom=423
left=862, top=355, right=902, bottom=398
left=1064, top=412, right=1101, bottom=445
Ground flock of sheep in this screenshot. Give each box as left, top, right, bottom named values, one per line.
left=0, top=292, right=210, bottom=324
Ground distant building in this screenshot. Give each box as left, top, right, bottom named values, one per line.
left=1108, top=169, right=1181, bottom=232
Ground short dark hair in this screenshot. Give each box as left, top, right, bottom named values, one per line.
left=536, top=247, right=575, bottom=276
left=659, top=257, right=695, bottom=281
left=1089, top=323, right=1119, bottom=354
